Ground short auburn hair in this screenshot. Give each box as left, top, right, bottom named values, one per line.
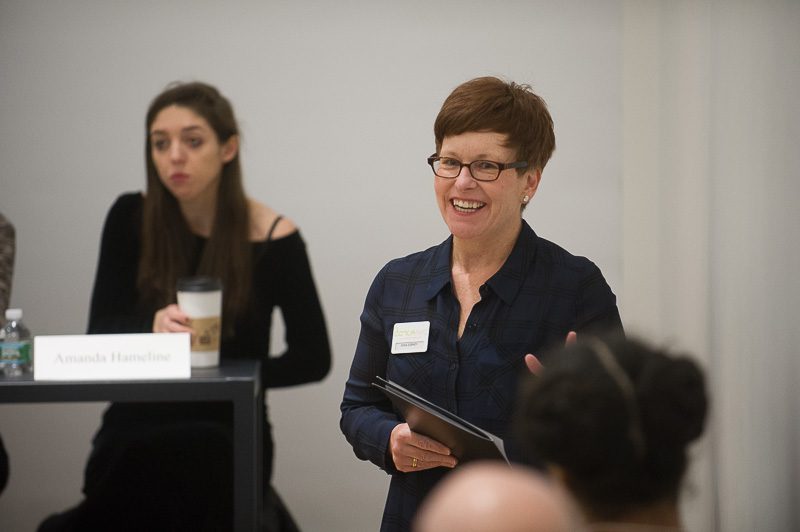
left=434, top=77, right=556, bottom=173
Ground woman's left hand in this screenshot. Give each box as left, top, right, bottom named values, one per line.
left=525, top=353, right=545, bottom=375
left=152, top=304, right=193, bottom=334
left=525, top=331, right=577, bottom=375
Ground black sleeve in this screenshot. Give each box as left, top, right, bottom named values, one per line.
left=87, top=194, right=155, bottom=334
left=260, top=233, right=331, bottom=388
left=0, top=213, right=15, bottom=318
left=0, top=433, right=8, bottom=495
left=574, top=261, right=624, bottom=336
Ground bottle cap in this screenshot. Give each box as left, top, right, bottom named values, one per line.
left=5, top=308, right=22, bottom=320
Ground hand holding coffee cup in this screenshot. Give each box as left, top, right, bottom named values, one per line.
left=176, top=276, right=223, bottom=368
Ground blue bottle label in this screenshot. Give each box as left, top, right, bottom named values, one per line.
left=0, top=340, right=32, bottom=364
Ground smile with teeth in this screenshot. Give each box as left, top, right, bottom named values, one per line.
left=452, top=199, right=486, bottom=213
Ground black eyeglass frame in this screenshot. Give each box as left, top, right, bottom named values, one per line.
left=427, top=154, right=528, bottom=182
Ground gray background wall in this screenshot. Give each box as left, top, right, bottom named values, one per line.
left=1, top=1, right=798, bottom=531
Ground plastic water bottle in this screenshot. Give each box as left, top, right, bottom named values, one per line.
left=0, top=308, right=33, bottom=376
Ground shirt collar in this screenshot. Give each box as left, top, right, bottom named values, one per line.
left=425, top=234, right=455, bottom=300
left=423, top=220, right=539, bottom=304
left=485, top=220, right=538, bottom=305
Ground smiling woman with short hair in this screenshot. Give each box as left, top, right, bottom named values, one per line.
left=340, top=76, right=623, bottom=532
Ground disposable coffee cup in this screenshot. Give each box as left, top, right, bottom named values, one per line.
left=176, top=276, right=222, bottom=368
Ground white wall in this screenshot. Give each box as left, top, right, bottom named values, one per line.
left=621, top=1, right=800, bottom=531
left=0, top=2, right=622, bottom=531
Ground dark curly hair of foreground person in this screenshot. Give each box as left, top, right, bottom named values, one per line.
left=515, top=334, right=708, bottom=527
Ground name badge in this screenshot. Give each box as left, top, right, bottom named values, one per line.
left=391, top=321, right=430, bottom=354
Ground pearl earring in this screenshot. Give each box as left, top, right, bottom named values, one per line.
left=522, top=195, right=530, bottom=203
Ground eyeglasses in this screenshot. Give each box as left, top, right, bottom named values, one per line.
left=427, top=154, right=528, bottom=182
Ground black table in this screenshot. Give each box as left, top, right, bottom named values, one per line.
left=0, top=359, right=263, bottom=532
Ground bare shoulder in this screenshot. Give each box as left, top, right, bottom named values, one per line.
left=248, top=199, right=297, bottom=241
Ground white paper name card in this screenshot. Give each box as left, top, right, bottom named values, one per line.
left=34, top=333, right=191, bottom=381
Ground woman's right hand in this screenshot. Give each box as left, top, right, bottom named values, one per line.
left=152, top=304, right=193, bottom=334
left=388, top=423, right=458, bottom=472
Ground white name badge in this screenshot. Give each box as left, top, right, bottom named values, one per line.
left=391, top=321, right=430, bottom=354
left=33, top=333, right=191, bottom=381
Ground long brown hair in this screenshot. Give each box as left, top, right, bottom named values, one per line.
left=138, top=82, right=251, bottom=335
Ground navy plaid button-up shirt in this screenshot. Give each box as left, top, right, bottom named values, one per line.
left=340, top=220, right=622, bottom=532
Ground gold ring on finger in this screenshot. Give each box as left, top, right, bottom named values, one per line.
left=412, top=457, right=418, bottom=468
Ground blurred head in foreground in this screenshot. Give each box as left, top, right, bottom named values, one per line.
left=413, top=461, right=578, bottom=532
left=515, top=334, right=708, bottom=527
